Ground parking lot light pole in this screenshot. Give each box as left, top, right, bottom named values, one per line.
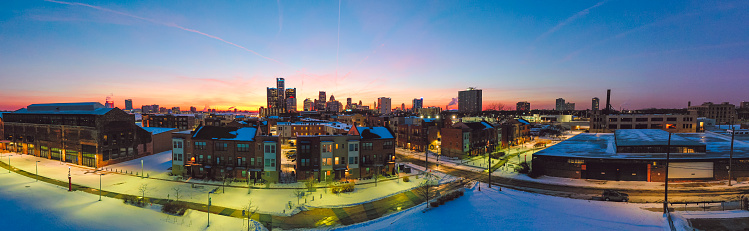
left=99, top=173, right=105, bottom=201
left=664, top=132, right=671, bottom=214
left=36, top=161, right=40, bottom=181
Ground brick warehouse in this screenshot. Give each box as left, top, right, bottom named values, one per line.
left=2, top=102, right=152, bottom=168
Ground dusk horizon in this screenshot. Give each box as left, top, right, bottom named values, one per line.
left=2, top=0, right=748, bottom=111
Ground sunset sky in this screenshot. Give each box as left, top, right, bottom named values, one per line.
left=1, top=0, right=748, bottom=111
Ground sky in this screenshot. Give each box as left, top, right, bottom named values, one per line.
left=1, top=0, right=748, bottom=111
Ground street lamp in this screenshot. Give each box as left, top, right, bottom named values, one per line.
left=663, top=132, right=672, bottom=214
left=36, top=161, right=40, bottom=181
left=99, top=173, right=105, bottom=201
left=8, top=155, right=12, bottom=173
left=207, top=188, right=217, bottom=227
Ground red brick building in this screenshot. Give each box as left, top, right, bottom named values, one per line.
left=441, top=121, right=497, bottom=158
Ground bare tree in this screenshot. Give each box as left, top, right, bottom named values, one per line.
left=222, top=172, right=234, bottom=193
left=305, top=176, right=317, bottom=192
left=486, top=103, right=511, bottom=111
left=138, top=183, right=149, bottom=205
left=172, top=187, right=182, bottom=202
left=242, top=200, right=259, bottom=231
left=412, top=171, right=440, bottom=211
left=293, top=188, right=306, bottom=205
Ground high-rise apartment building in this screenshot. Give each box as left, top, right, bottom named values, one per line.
left=592, top=97, right=600, bottom=111
left=555, top=98, right=566, bottom=111
left=516, top=101, right=530, bottom=111
left=458, top=88, right=482, bottom=114
left=378, top=97, right=392, bottom=114
left=124, top=99, right=133, bottom=111
left=190, top=106, right=197, bottom=113
left=412, top=98, right=423, bottom=112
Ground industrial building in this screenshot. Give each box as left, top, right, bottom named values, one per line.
left=533, top=129, right=749, bottom=182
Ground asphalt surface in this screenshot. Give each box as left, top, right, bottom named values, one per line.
left=397, top=153, right=749, bottom=203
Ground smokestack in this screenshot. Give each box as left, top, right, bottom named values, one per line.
left=605, top=89, right=611, bottom=115
left=688, top=101, right=691, bottom=107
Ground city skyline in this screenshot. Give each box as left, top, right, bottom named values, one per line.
left=2, top=1, right=749, bottom=111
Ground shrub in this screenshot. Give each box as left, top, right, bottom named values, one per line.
left=430, top=201, right=439, bottom=207
left=332, top=183, right=355, bottom=194
left=403, top=176, right=410, bottom=182
left=515, top=162, right=531, bottom=174
left=162, top=201, right=188, bottom=215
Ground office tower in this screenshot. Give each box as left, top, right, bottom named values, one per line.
left=412, top=98, right=423, bottom=112
left=124, top=99, right=133, bottom=111
left=378, top=97, right=392, bottom=114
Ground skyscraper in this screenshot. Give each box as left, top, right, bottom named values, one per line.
left=516, top=101, right=530, bottom=111
left=124, top=99, right=133, bottom=111
left=412, top=98, right=423, bottom=112
left=555, top=98, right=566, bottom=111
left=346, top=98, right=352, bottom=108
left=285, top=88, right=297, bottom=112
left=276, top=78, right=285, bottom=112
left=318, top=91, right=327, bottom=111
left=378, top=97, right=391, bottom=114
left=303, top=98, right=314, bottom=111
left=458, top=88, right=482, bottom=114
left=592, top=97, right=600, bottom=111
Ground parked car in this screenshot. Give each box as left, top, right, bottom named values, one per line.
left=602, top=190, right=629, bottom=202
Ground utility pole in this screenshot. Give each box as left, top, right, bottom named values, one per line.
left=36, top=161, right=40, bottom=181
left=424, top=124, right=429, bottom=207
left=141, top=159, right=144, bottom=178
left=663, top=132, right=671, bottom=214
left=729, top=128, right=735, bottom=186
left=68, top=167, right=72, bottom=192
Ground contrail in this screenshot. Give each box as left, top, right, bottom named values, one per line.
left=335, top=0, right=341, bottom=89
left=535, top=1, right=607, bottom=42
left=45, top=0, right=286, bottom=65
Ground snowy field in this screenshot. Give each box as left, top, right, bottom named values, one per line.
left=1, top=152, right=428, bottom=215
left=0, top=169, right=264, bottom=231
left=337, top=183, right=668, bottom=231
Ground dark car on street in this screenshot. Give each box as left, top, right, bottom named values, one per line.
left=602, top=190, right=629, bottom=202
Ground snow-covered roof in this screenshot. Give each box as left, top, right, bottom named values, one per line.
left=13, top=107, right=113, bottom=115
left=140, top=127, right=178, bottom=135
left=192, top=126, right=258, bottom=141
left=614, top=129, right=701, bottom=147
left=355, top=127, right=394, bottom=140
left=534, top=132, right=749, bottom=160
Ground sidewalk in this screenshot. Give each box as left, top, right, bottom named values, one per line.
left=0, top=154, right=461, bottom=230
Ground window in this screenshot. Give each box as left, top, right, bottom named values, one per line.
left=666, top=124, right=676, bottom=129
left=349, top=143, right=359, bottom=151
left=335, top=157, right=340, bottom=165
left=264, top=143, right=276, bottom=153
left=651, top=124, right=663, bottom=129
left=667, top=117, right=677, bottom=121
left=215, top=142, right=228, bottom=151
left=383, top=141, right=393, bottom=149
left=362, top=143, right=373, bottom=150
left=651, top=117, right=663, bottom=122
left=265, top=158, right=276, bottom=167
left=635, top=118, right=648, bottom=122
left=195, top=142, right=206, bottom=150
left=635, top=124, right=648, bottom=129
left=178, top=142, right=182, bottom=148
left=173, top=141, right=178, bottom=149
left=178, top=153, right=183, bottom=161
left=237, top=143, right=250, bottom=152
left=322, top=158, right=332, bottom=166
left=608, top=118, right=618, bottom=122
left=322, top=144, right=332, bottom=153
left=300, top=144, right=310, bottom=154
left=620, top=118, right=632, bottom=122
left=349, top=157, right=358, bottom=164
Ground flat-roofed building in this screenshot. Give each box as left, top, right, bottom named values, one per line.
left=590, top=111, right=697, bottom=133
left=533, top=129, right=749, bottom=182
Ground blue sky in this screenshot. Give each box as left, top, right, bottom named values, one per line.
left=1, top=0, right=748, bottom=111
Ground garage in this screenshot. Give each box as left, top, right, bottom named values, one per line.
left=668, top=162, right=713, bottom=179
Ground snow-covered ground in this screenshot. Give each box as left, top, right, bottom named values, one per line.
left=0, top=168, right=264, bottom=231
left=1, top=152, right=428, bottom=215
left=336, top=183, right=668, bottom=231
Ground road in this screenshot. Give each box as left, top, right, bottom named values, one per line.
left=397, top=153, right=749, bottom=203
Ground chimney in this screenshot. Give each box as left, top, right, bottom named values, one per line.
left=605, top=89, right=611, bottom=115
left=688, top=101, right=691, bottom=107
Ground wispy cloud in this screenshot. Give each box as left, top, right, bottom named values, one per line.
left=534, top=1, right=607, bottom=43
left=44, top=0, right=287, bottom=66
